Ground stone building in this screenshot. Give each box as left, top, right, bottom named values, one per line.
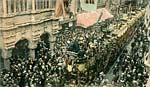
left=0, top=0, right=61, bottom=69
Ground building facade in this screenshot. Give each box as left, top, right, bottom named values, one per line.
left=0, top=0, right=61, bottom=69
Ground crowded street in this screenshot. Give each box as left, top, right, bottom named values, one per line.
left=0, top=0, right=150, bottom=87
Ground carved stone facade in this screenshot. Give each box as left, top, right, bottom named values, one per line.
left=0, top=0, right=60, bottom=69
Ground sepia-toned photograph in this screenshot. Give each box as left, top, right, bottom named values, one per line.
left=0, top=0, right=150, bottom=87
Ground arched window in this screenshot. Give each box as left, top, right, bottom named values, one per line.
left=40, top=32, right=50, bottom=48
left=12, top=39, right=29, bottom=60
left=35, top=32, right=50, bottom=59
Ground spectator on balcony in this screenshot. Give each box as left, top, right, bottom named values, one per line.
left=55, top=0, right=69, bottom=18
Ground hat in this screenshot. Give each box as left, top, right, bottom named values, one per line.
left=89, top=42, right=95, bottom=48
left=79, top=37, right=84, bottom=40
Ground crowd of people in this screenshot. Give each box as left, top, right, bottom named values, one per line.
left=0, top=13, right=149, bottom=87
left=54, top=20, right=120, bottom=73
left=0, top=38, right=67, bottom=87
left=111, top=22, right=150, bottom=87
left=0, top=19, right=121, bottom=87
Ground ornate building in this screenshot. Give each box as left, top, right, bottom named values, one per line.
left=0, top=0, right=61, bottom=69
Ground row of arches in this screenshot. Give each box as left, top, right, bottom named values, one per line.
left=11, top=32, right=51, bottom=62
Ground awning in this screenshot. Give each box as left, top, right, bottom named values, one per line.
left=77, top=8, right=114, bottom=28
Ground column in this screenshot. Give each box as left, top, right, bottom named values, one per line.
left=50, top=35, right=55, bottom=56
left=42, top=0, right=45, bottom=9
left=45, top=0, right=47, bottom=9
left=26, top=0, right=29, bottom=11
left=0, top=57, right=4, bottom=70
left=18, top=0, right=21, bottom=12
left=2, top=0, right=7, bottom=16
left=42, top=0, right=44, bottom=9
left=36, top=0, right=38, bottom=10
left=2, top=49, right=10, bottom=70
left=22, top=0, right=25, bottom=12
left=4, top=58, right=10, bottom=70
left=49, top=0, right=51, bottom=8
left=7, top=0, right=11, bottom=13
left=32, top=0, right=35, bottom=12
left=31, top=0, right=35, bottom=21
left=14, top=0, right=16, bottom=12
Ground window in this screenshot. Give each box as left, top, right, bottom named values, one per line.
left=25, top=0, right=32, bottom=11
left=20, top=0, right=23, bottom=11
left=25, top=0, right=27, bottom=11
left=37, top=0, right=44, bottom=9
left=44, top=0, right=46, bottom=8
left=6, top=0, right=9, bottom=13
left=51, top=0, right=56, bottom=8
left=6, top=0, right=14, bottom=13
left=42, top=0, right=49, bottom=9
left=4, top=0, right=52, bottom=15
left=41, top=0, right=44, bottom=9
left=11, top=0, right=14, bottom=13
left=85, top=0, right=95, bottom=4
left=46, top=0, right=49, bottom=8
left=16, top=0, right=19, bottom=12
